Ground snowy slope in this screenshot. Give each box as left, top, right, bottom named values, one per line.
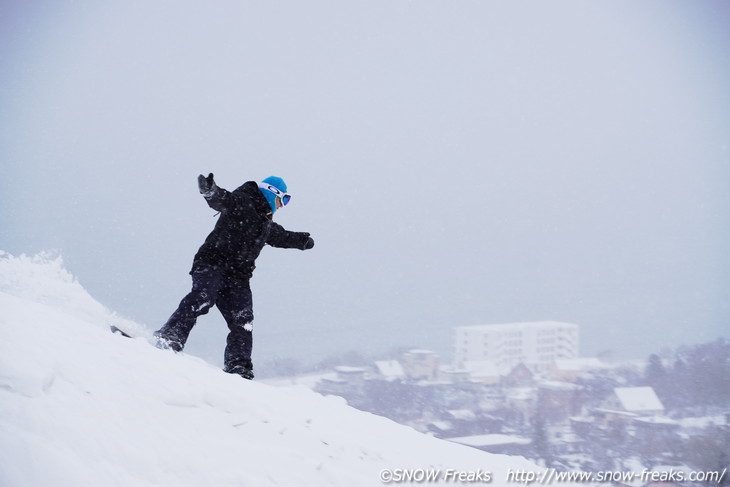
left=0, top=252, right=543, bottom=487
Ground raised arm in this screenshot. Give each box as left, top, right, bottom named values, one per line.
left=197, top=173, right=234, bottom=212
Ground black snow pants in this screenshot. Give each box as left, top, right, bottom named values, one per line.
left=155, top=265, right=254, bottom=371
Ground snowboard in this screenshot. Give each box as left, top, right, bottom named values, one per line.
left=110, top=324, right=134, bottom=338
left=111, top=324, right=179, bottom=353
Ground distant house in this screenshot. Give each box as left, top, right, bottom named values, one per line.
left=593, top=386, right=665, bottom=428
left=499, top=363, right=538, bottom=426
left=401, top=350, right=440, bottom=381
left=611, top=387, right=665, bottom=416
left=549, top=358, right=606, bottom=382
left=461, top=360, right=501, bottom=384
left=374, top=360, right=405, bottom=381
left=502, top=362, right=534, bottom=388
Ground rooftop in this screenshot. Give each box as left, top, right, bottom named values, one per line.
left=553, top=358, right=605, bottom=371
left=374, top=360, right=405, bottom=378
left=457, top=321, right=578, bottom=332
left=614, top=386, right=665, bottom=413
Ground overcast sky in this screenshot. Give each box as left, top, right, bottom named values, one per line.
left=2, top=1, right=729, bottom=370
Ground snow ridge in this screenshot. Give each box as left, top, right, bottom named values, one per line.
left=0, top=251, right=144, bottom=337
left=0, top=252, right=539, bottom=486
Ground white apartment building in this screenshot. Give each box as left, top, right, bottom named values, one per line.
left=454, top=321, right=579, bottom=372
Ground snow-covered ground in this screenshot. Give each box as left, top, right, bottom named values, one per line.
left=0, top=252, right=545, bottom=487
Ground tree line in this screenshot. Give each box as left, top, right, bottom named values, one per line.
left=643, top=337, right=730, bottom=410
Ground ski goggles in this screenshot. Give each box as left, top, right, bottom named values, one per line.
left=258, top=182, right=291, bottom=206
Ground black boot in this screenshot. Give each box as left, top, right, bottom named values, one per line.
left=224, top=363, right=254, bottom=380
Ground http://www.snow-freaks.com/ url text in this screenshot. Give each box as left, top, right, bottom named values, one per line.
left=378, top=467, right=727, bottom=484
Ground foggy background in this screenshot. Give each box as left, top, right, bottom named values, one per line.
left=2, top=1, right=728, bottom=371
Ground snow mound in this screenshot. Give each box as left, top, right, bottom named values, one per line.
left=0, top=252, right=542, bottom=487
left=0, top=251, right=146, bottom=337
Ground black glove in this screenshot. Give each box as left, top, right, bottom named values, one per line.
left=304, top=237, right=315, bottom=250
left=198, top=173, right=216, bottom=195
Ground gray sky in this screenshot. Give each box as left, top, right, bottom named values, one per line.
left=2, top=1, right=729, bottom=369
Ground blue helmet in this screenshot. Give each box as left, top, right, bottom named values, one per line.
left=258, top=176, right=289, bottom=214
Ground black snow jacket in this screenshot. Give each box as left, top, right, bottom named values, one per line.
left=191, top=181, right=311, bottom=282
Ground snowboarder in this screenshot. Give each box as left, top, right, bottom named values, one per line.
left=154, top=174, right=314, bottom=380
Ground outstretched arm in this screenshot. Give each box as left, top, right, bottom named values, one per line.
left=197, top=173, right=233, bottom=212
left=266, top=222, right=315, bottom=250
